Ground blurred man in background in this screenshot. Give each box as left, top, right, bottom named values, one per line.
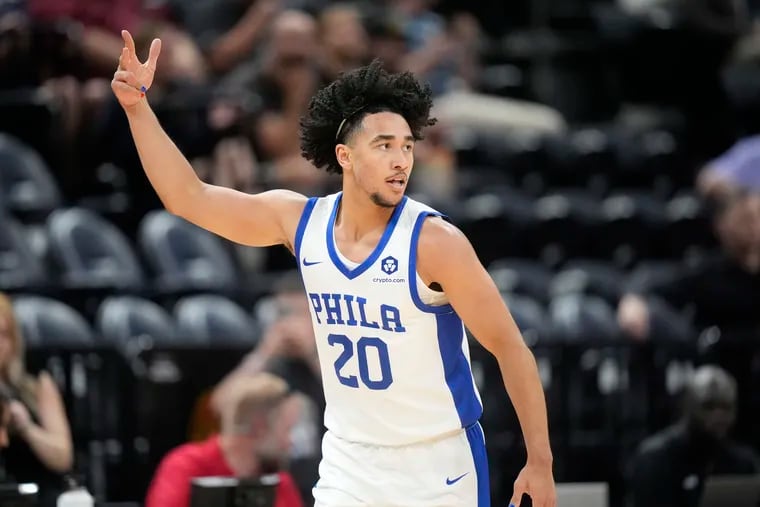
left=627, top=365, right=759, bottom=507
left=145, top=373, right=304, bottom=507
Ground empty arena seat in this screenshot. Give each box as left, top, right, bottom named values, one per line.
left=533, top=189, right=601, bottom=264
left=595, top=192, right=667, bottom=266
left=489, top=258, right=553, bottom=304
left=623, top=259, right=681, bottom=294
left=549, top=259, right=625, bottom=305
left=46, top=208, right=145, bottom=290
left=173, top=294, right=258, bottom=347
left=544, top=127, right=616, bottom=188
left=96, top=296, right=177, bottom=347
left=138, top=210, right=239, bottom=293
left=663, top=192, right=717, bottom=257
left=612, top=128, right=680, bottom=189
left=458, top=188, right=537, bottom=264
left=549, top=293, right=620, bottom=342
left=0, top=213, right=47, bottom=290
left=12, top=295, right=94, bottom=347
left=0, top=133, right=61, bottom=218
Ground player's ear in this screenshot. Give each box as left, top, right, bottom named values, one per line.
left=335, top=144, right=351, bottom=171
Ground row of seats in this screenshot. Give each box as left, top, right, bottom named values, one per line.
left=0, top=207, right=246, bottom=294
left=449, top=188, right=716, bottom=266
left=12, top=294, right=261, bottom=349
left=455, top=123, right=695, bottom=190
left=1, top=197, right=715, bottom=297
left=12, top=285, right=683, bottom=353
left=488, top=257, right=678, bottom=305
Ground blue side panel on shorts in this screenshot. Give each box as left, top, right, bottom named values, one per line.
left=466, top=423, right=491, bottom=507
left=436, top=312, right=483, bottom=427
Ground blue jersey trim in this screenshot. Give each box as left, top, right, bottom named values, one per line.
left=436, top=312, right=483, bottom=427
left=466, top=423, right=491, bottom=507
left=294, top=197, right=318, bottom=263
left=408, top=212, right=454, bottom=314
left=326, top=192, right=408, bottom=280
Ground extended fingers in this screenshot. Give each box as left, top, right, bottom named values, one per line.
left=147, top=38, right=162, bottom=70
left=117, top=47, right=130, bottom=71
left=121, top=30, right=137, bottom=58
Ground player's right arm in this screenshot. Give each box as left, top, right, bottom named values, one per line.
left=111, top=30, right=306, bottom=249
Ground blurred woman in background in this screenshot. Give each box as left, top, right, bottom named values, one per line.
left=0, top=292, right=73, bottom=507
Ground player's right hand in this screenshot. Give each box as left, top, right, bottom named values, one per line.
left=111, top=30, right=162, bottom=109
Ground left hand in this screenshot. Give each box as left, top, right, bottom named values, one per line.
left=510, top=461, right=556, bottom=507
left=8, top=400, right=32, bottom=436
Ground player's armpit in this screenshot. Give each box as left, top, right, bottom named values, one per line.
left=415, top=217, right=524, bottom=354
left=177, top=187, right=308, bottom=250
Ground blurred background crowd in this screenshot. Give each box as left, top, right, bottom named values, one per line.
left=1, top=0, right=760, bottom=506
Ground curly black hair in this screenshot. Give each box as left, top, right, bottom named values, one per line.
left=299, top=59, right=437, bottom=174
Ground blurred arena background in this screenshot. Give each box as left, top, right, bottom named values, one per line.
left=1, top=0, right=760, bottom=506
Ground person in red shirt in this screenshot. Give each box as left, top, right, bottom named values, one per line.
left=145, top=373, right=304, bottom=507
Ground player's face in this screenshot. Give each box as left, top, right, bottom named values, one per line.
left=345, top=112, right=414, bottom=208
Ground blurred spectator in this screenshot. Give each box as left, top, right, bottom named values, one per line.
left=0, top=293, right=72, bottom=507
left=0, top=382, right=12, bottom=450
left=697, top=136, right=760, bottom=201
left=193, top=136, right=262, bottom=193
left=213, top=9, right=330, bottom=193
left=212, top=271, right=321, bottom=416
left=317, top=3, right=370, bottom=81
left=167, top=0, right=282, bottom=76
left=627, top=365, right=759, bottom=507
left=210, top=271, right=322, bottom=504
left=145, top=373, right=304, bottom=507
left=25, top=0, right=207, bottom=81
left=617, top=193, right=760, bottom=340
left=698, top=26, right=760, bottom=202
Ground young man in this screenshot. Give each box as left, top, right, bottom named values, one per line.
left=112, top=30, right=555, bottom=507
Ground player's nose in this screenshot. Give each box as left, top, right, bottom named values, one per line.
left=391, top=152, right=409, bottom=171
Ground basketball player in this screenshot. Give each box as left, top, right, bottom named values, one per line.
left=111, top=30, right=555, bottom=507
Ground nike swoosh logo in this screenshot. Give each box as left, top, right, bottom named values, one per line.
left=302, top=259, right=322, bottom=266
left=446, top=473, right=468, bottom=485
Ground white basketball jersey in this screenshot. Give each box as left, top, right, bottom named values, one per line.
left=295, top=192, right=483, bottom=446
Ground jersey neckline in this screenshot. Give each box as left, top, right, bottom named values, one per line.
left=326, top=192, right=408, bottom=280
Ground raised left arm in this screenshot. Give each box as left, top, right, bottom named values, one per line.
left=417, top=216, right=556, bottom=507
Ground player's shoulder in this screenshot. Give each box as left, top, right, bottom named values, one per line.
left=417, top=213, right=467, bottom=248
left=264, top=189, right=310, bottom=214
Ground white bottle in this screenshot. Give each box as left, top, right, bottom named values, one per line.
left=57, top=487, right=94, bottom=507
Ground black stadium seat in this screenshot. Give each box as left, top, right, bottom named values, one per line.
left=549, top=259, right=625, bottom=305
left=138, top=210, right=239, bottom=294
left=0, top=133, right=61, bottom=220
left=489, top=258, right=553, bottom=304
left=12, top=295, right=94, bottom=348
left=0, top=213, right=48, bottom=291
left=173, top=294, right=258, bottom=347
left=46, top=207, right=145, bottom=291
left=96, top=296, right=177, bottom=347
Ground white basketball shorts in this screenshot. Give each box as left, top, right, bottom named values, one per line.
left=312, top=423, right=490, bottom=507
